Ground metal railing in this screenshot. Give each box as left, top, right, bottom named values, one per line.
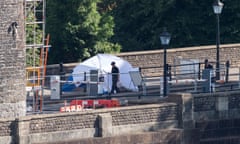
left=26, top=60, right=239, bottom=114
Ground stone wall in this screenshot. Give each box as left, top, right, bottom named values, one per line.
left=168, top=91, right=240, bottom=128
left=0, top=0, right=26, bottom=118
left=118, top=44, right=240, bottom=67
left=2, top=90, right=240, bottom=143
left=0, top=118, right=17, bottom=144
left=168, top=91, right=240, bottom=143
left=40, top=129, right=186, bottom=144
left=46, top=43, right=240, bottom=77
left=118, top=44, right=240, bottom=76
left=0, top=103, right=178, bottom=144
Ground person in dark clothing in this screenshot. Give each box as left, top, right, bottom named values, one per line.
left=111, top=61, right=120, bottom=94
left=204, top=59, right=215, bottom=86
left=204, top=59, right=213, bottom=69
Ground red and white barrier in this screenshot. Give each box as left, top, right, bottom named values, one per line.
left=60, top=99, right=120, bottom=112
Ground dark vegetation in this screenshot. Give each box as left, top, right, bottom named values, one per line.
left=46, top=0, right=240, bottom=64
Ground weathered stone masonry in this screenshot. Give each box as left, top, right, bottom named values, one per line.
left=46, top=43, right=240, bottom=77
left=0, top=0, right=26, bottom=118
left=1, top=91, right=240, bottom=143
left=0, top=103, right=179, bottom=144
left=117, top=44, right=240, bottom=76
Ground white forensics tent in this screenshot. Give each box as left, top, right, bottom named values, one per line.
left=72, top=54, right=138, bottom=93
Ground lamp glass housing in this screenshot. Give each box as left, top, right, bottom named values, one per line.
left=213, top=0, right=224, bottom=14
left=160, top=31, right=171, bottom=45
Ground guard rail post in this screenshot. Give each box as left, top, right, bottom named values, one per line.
left=198, top=63, right=201, bottom=80
left=84, top=72, right=87, bottom=92
left=168, top=64, right=172, bottom=81
left=138, top=67, right=142, bottom=99
left=59, top=62, right=65, bottom=97
left=225, top=60, right=230, bottom=83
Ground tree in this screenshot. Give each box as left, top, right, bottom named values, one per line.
left=46, top=0, right=240, bottom=62
left=112, top=0, right=240, bottom=51
left=46, top=0, right=120, bottom=64
left=112, top=0, right=176, bottom=51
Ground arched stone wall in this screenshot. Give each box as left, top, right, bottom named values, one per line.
left=0, top=0, right=26, bottom=118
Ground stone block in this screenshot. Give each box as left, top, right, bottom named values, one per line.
left=216, top=96, right=228, bottom=111
left=98, top=113, right=112, bottom=137
left=17, top=117, right=31, bottom=144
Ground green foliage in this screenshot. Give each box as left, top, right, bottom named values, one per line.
left=25, top=6, right=43, bottom=67
left=112, top=0, right=240, bottom=51
left=46, top=0, right=240, bottom=63
left=46, top=0, right=120, bottom=64
left=112, top=0, right=176, bottom=51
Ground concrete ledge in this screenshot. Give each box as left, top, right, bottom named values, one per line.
left=112, top=120, right=178, bottom=136
left=0, top=136, right=12, bottom=144
left=29, top=128, right=96, bottom=144
left=35, top=129, right=186, bottom=144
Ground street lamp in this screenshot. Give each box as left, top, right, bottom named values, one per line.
left=213, top=0, right=224, bottom=80
left=160, top=28, right=171, bottom=97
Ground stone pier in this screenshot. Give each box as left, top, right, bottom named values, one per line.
left=0, top=0, right=26, bottom=118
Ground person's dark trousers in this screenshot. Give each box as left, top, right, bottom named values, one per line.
left=111, top=79, right=119, bottom=94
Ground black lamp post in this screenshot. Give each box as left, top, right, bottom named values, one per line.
left=160, top=28, right=171, bottom=97
left=213, top=0, right=224, bottom=80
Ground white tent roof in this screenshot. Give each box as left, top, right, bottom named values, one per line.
left=72, top=54, right=138, bottom=92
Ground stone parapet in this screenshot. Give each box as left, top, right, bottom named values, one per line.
left=0, top=103, right=179, bottom=144
left=1, top=91, right=240, bottom=143
left=117, top=43, right=240, bottom=68
left=46, top=43, right=240, bottom=78
left=168, top=91, right=240, bottom=127
left=39, top=129, right=186, bottom=144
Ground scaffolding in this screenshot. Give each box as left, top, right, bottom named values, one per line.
left=25, top=0, right=49, bottom=112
